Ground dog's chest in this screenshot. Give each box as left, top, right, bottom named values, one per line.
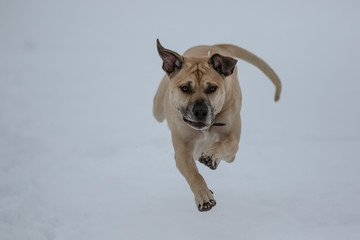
left=193, top=130, right=219, bottom=160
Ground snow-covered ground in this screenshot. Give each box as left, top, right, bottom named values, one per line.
left=1, top=0, right=360, bottom=239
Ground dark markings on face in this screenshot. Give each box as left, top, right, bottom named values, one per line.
left=204, top=82, right=218, bottom=94
left=179, top=81, right=193, bottom=94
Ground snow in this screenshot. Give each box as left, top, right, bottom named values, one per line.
left=1, top=0, right=360, bottom=239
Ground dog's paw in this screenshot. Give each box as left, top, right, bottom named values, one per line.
left=195, top=188, right=216, bottom=212
left=199, top=152, right=220, bottom=170
left=198, top=199, right=216, bottom=212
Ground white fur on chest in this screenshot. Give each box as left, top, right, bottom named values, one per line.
left=193, top=130, right=219, bottom=161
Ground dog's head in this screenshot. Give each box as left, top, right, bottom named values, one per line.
left=157, top=39, right=237, bottom=130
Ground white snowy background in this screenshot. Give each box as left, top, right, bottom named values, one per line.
left=1, top=0, right=360, bottom=239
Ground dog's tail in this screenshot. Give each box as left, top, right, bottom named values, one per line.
left=216, top=44, right=281, bottom=101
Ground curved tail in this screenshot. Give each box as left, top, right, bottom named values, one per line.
left=216, top=44, right=282, bottom=101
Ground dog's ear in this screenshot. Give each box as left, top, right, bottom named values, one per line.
left=209, top=54, right=238, bottom=77
left=157, top=39, right=184, bottom=76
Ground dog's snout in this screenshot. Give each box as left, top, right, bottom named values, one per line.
left=192, top=101, right=208, bottom=121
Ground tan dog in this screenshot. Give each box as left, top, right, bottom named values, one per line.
left=153, top=39, right=281, bottom=211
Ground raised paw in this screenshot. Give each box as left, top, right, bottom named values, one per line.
left=199, top=153, right=219, bottom=170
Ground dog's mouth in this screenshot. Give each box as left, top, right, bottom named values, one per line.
left=183, top=117, right=209, bottom=130
left=182, top=117, right=226, bottom=130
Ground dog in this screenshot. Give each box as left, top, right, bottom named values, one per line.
left=153, top=39, right=281, bottom=212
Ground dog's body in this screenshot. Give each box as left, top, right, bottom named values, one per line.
left=154, top=39, right=281, bottom=211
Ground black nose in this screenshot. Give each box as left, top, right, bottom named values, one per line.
left=192, top=101, right=208, bottom=121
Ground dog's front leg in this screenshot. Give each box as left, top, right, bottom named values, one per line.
left=199, top=134, right=240, bottom=170
left=173, top=138, right=216, bottom=212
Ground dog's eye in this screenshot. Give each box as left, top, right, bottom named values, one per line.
left=207, top=85, right=217, bottom=93
left=180, top=85, right=190, bottom=93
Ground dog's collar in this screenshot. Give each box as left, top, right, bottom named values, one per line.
left=212, top=122, right=226, bottom=126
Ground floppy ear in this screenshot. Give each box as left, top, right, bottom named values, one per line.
left=210, top=54, right=238, bottom=77
left=157, top=39, right=184, bottom=75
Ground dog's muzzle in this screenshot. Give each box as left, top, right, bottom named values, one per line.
left=182, top=117, right=208, bottom=130
left=181, top=100, right=214, bottom=130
